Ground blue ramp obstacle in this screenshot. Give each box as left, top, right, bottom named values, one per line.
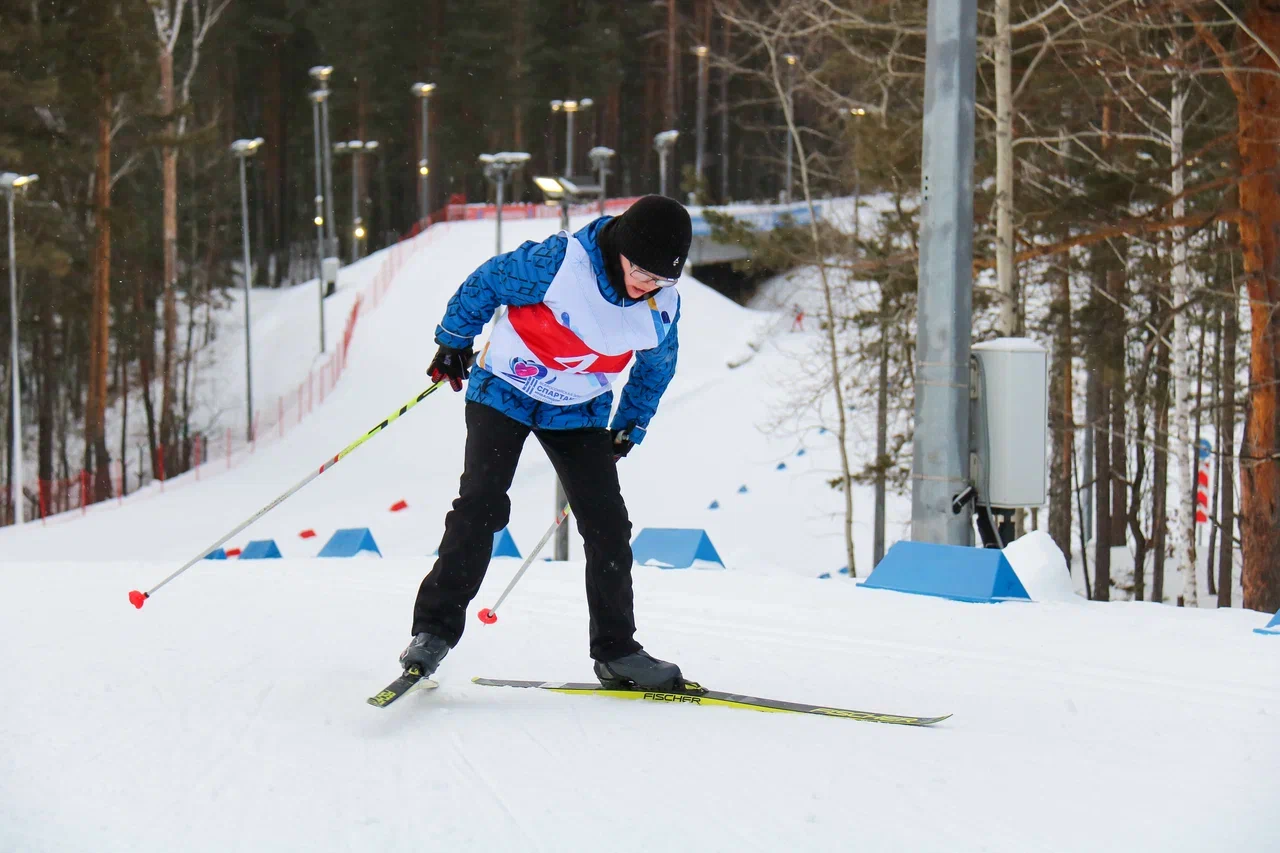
left=204, top=548, right=227, bottom=560
left=861, top=541, right=1030, bottom=603
left=1255, top=610, right=1280, bottom=636
left=240, top=539, right=282, bottom=560
left=319, top=528, right=382, bottom=558
left=492, top=528, right=521, bottom=558
left=631, top=528, right=724, bottom=569
left=432, top=527, right=522, bottom=558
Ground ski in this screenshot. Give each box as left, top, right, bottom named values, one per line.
left=471, top=678, right=950, bottom=727
left=366, top=666, right=439, bottom=708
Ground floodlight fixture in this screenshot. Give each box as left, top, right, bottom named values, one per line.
left=0, top=173, right=38, bottom=190
left=653, top=129, right=679, bottom=152
left=230, top=137, right=265, bottom=156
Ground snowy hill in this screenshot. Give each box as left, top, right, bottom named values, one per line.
left=1, top=216, right=1277, bottom=853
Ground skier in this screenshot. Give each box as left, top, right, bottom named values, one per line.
left=401, top=194, right=693, bottom=691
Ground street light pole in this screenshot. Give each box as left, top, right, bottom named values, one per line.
left=481, top=152, right=531, bottom=258
left=588, top=147, right=615, bottom=215
left=412, top=82, right=436, bottom=228
left=782, top=53, right=797, bottom=204
left=308, top=89, right=327, bottom=353
left=551, top=98, right=593, bottom=179
left=335, top=140, right=376, bottom=263
left=1, top=172, right=36, bottom=526
left=231, top=139, right=264, bottom=444
left=309, top=66, right=337, bottom=261
left=693, top=45, right=710, bottom=203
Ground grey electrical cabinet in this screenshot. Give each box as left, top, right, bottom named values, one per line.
left=972, top=338, right=1047, bottom=507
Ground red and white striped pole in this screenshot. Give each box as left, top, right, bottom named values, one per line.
left=1195, top=439, right=1212, bottom=545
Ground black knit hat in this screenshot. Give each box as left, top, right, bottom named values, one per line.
left=612, top=195, right=693, bottom=279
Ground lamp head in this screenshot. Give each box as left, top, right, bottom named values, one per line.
left=653, top=130, right=679, bottom=152
left=412, top=82, right=437, bottom=98
left=0, top=172, right=39, bottom=190
left=588, top=146, right=616, bottom=169
left=308, top=89, right=329, bottom=104
left=783, top=53, right=798, bottom=66
left=309, top=65, right=334, bottom=82
left=229, top=138, right=265, bottom=157
left=693, top=45, right=709, bottom=57
left=550, top=99, right=564, bottom=112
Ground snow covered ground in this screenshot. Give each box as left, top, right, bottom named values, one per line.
left=2, top=215, right=1277, bottom=852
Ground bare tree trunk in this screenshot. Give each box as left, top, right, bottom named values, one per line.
left=1093, top=361, right=1112, bottom=600
left=1153, top=320, right=1172, bottom=603
left=85, top=64, right=113, bottom=503
left=994, top=0, right=1016, bottom=336
left=770, top=48, right=856, bottom=578
left=666, top=0, right=678, bottom=131
left=1163, top=81, right=1198, bottom=606
left=1048, top=234, right=1074, bottom=564
left=873, top=298, right=889, bottom=567
left=36, top=289, right=53, bottom=502
left=512, top=0, right=527, bottom=151
left=1219, top=257, right=1239, bottom=607
left=1203, top=301, right=1219, bottom=599
left=1189, top=4, right=1280, bottom=611
left=159, top=47, right=178, bottom=482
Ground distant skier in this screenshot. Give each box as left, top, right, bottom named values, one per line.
left=402, top=195, right=693, bottom=691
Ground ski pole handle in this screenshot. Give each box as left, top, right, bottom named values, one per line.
left=129, top=382, right=446, bottom=609
left=477, top=503, right=571, bottom=624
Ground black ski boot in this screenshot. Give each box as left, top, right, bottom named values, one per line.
left=594, top=650, right=685, bottom=691
left=399, top=632, right=450, bottom=677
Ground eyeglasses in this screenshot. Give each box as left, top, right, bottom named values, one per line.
left=630, top=265, right=680, bottom=288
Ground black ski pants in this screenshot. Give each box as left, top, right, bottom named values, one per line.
left=412, top=400, right=642, bottom=662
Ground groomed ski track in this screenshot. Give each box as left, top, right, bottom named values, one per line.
left=1, top=215, right=1277, bottom=853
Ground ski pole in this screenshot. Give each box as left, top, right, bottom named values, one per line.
left=129, top=382, right=446, bottom=609
left=477, top=503, right=571, bottom=624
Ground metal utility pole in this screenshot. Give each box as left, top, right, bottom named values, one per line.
left=412, top=82, right=436, bottom=227
left=551, top=98, right=593, bottom=178
left=308, top=90, right=328, bottom=353
left=1, top=172, right=36, bottom=526
left=480, top=152, right=531, bottom=260
left=653, top=130, right=679, bottom=198
left=309, top=66, right=337, bottom=261
left=910, top=0, right=978, bottom=546
left=782, top=53, right=797, bottom=203
left=693, top=45, right=710, bottom=203
left=231, top=139, right=264, bottom=443
left=588, top=147, right=615, bottom=215
left=335, top=140, right=378, bottom=263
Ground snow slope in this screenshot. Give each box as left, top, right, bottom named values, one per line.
left=1, top=215, right=1277, bottom=853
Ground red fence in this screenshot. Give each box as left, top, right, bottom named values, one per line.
left=0, top=223, right=437, bottom=527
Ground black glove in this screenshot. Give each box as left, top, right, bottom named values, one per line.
left=610, top=427, right=635, bottom=461
left=428, top=345, right=475, bottom=392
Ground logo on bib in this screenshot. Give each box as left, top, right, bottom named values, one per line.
left=507, top=358, right=548, bottom=381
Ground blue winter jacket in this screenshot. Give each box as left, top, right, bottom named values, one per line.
left=434, top=217, right=680, bottom=444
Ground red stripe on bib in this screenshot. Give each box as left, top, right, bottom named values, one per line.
left=507, top=303, right=633, bottom=373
